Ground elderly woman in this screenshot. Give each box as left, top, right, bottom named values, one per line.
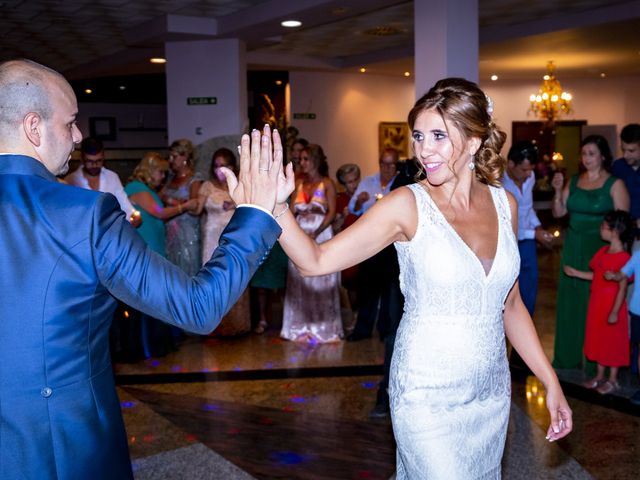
left=123, top=152, right=197, bottom=358
left=161, top=139, right=204, bottom=276
left=551, top=135, right=629, bottom=370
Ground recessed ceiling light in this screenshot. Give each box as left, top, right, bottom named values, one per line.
left=404, top=71, right=411, bottom=77
left=600, top=72, right=606, bottom=78
left=360, top=67, right=366, bottom=73
left=490, top=74, right=498, bottom=81
left=84, top=88, right=92, bottom=94
left=119, top=85, right=126, bottom=91
left=275, top=80, right=283, bottom=86
left=150, top=57, right=166, bottom=64
left=281, top=20, right=301, bottom=28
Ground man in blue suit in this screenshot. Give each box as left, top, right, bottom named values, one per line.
left=0, top=59, right=285, bottom=479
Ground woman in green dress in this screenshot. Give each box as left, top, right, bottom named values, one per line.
left=551, top=135, right=629, bottom=369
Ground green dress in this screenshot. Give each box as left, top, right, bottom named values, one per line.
left=553, top=175, right=617, bottom=369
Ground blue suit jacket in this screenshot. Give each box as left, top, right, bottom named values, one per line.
left=0, top=155, right=281, bottom=479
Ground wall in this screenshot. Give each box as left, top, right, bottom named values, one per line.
left=289, top=71, right=415, bottom=178
left=482, top=75, right=640, bottom=157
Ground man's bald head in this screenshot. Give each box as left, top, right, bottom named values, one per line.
left=0, top=59, right=68, bottom=138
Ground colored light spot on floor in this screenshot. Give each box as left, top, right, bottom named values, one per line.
left=263, top=362, right=274, bottom=369
left=361, top=381, right=377, bottom=389
left=143, top=434, right=154, bottom=442
left=149, top=360, right=161, bottom=367
left=288, top=356, right=299, bottom=363
left=282, top=405, right=293, bottom=412
left=233, top=366, right=242, bottom=371
left=129, top=436, right=136, bottom=444
left=357, top=471, right=372, bottom=478
left=269, top=451, right=307, bottom=465
left=121, top=401, right=138, bottom=408
left=185, top=434, right=197, bottom=442
left=202, top=403, right=221, bottom=412
left=289, top=395, right=306, bottom=403
left=200, top=368, right=210, bottom=372
left=258, top=416, right=274, bottom=425
left=170, top=365, right=182, bottom=372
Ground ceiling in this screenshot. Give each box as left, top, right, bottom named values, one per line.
left=1, top=0, right=639, bottom=83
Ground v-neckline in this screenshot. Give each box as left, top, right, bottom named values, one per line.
left=423, top=185, right=501, bottom=279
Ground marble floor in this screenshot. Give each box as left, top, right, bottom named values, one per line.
left=114, top=248, right=640, bottom=479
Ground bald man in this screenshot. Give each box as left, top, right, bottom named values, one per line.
left=0, top=59, right=283, bottom=479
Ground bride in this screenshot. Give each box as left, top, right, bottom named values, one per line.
left=240, top=77, right=573, bottom=479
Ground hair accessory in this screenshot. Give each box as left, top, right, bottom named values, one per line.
left=485, top=94, right=494, bottom=117
left=468, top=161, right=476, bottom=171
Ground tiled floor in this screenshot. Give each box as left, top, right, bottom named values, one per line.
left=114, top=247, right=640, bottom=479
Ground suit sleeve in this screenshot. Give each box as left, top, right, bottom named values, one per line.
left=91, top=194, right=280, bottom=333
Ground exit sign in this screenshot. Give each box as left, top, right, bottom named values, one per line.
left=187, top=97, right=217, bottom=105
left=293, top=113, right=316, bottom=120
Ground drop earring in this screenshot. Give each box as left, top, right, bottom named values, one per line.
left=468, top=160, right=475, bottom=171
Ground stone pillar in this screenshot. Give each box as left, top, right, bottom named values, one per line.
left=165, top=39, right=247, bottom=143
left=414, top=0, right=479, bottom=99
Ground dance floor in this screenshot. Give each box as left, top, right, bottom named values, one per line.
left=114, top=248, right=640, bottom=479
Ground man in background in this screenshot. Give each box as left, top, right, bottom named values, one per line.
left=66, top=136, right=141, bottom=226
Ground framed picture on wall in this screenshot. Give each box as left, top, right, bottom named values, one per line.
left=379, top=122, right=409, bottom=158
left=89, top=116, right=117, bottom=141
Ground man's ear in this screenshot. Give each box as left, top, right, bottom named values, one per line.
left=23, top=112, right=42, bottom=147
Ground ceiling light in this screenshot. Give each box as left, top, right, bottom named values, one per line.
left=528, top=61, right=572, bottom=124
left=275, top=80, right=283, bottom=86
left=149, top=57, right=166, bottom=64
left=404, top=71, right=410, bottom=77
left=490, top=74, right=498, bottom=81
left=359, top=67, right=366, bottom=73
left=600, top=72, right=606, bottom=78
left=119, top=85, right=126, bottom=90
left=84, top=88, right=92, bottom=94
left=281, top=20, right=301, bottom=28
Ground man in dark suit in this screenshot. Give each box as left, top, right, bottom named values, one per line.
left=0, top=59, right=283, bottom=479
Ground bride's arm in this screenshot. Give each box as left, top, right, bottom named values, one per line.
left=276, top=186, right=417, bottom=276
left=503, top=192, right=572, bottom=442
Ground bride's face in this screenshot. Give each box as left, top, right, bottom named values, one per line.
left=411, top=109, right=475, bottom=187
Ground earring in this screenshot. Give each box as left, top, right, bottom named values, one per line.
left=468, top=161, right=475, bottom=171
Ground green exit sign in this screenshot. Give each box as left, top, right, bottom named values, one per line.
left=293, top=113, right=316, bottom=120
left=187, top=97, right=217, bottom=105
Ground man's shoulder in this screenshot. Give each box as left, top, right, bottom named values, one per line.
left=611, top=158, right=629, bottom=174
left=64, top=167, right=84, bottom=185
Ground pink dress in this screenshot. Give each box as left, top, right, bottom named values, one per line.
left=281, top=181, right=343, bottom=342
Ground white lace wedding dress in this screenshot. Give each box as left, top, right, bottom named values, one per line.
left=390, top=183, right=519, bottom=479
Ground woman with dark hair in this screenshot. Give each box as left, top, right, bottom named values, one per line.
left=271, top=78, right=572, bottom=478
left=161, top=139, right=204, bottom=276
left=280, top=144, right=342, bottom=343
left=196, top=147, right=250, bottom=335
left=552, top=135, right=629, bottom=370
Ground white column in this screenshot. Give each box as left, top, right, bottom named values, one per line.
left=414, top=0, right=479, bottom=99
left=165, top=39, right=247, bottom=143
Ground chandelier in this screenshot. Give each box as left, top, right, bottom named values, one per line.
left=528, top=61, right=572, bottom=123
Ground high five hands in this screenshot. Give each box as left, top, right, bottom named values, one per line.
left=219, top=125, right=295, bottom=214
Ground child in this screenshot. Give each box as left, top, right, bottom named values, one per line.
left=564, top=210, right=633, bottom=394
left=605, top=214, right=640, bottom=405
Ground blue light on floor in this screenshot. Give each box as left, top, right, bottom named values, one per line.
left=202, top=403, right=221, bottom=412
left=289, top=395, right=306, bottom=403
left=269, top=451, right=307, bottom=465
left=361, top=381, right=377, bottom=389
left=121, top=401, right=138, bottom=409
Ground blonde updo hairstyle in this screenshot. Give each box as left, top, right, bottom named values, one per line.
left=408, top=78, right=506, bottom=186
left=129, top=152, right=169, bottom=187
left=169, top=138, right=195, bottom=169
